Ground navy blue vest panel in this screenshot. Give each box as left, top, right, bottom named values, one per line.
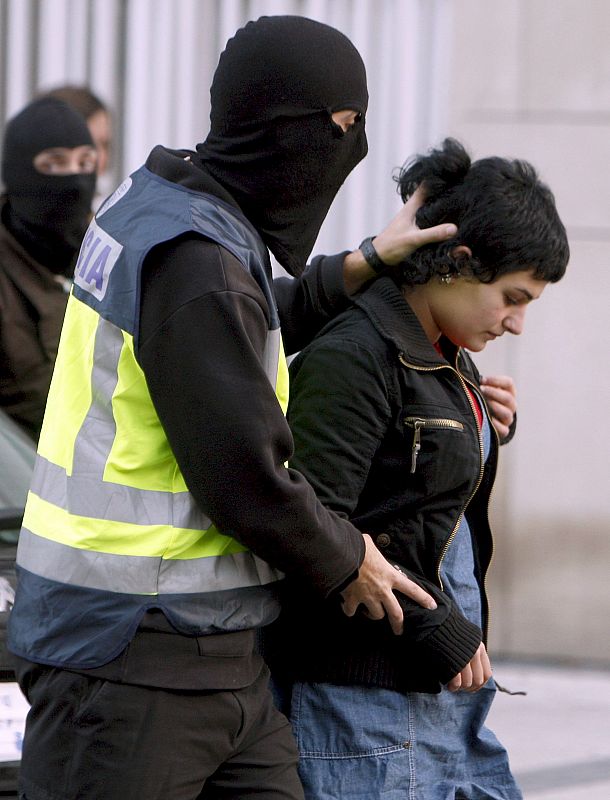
left=12, top=565, right=281, bottom=669
left=72, top=167, right=280, bottom=338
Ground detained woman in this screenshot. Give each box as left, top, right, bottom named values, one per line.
left=266, top=138, right=569, bottom=799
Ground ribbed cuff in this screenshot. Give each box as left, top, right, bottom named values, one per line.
left=417, top=602, right=482, bottom=684
left=310, top=251, right=352, bottom=313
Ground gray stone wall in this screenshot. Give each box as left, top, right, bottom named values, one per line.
left=444, top=0, right=610, bottom=664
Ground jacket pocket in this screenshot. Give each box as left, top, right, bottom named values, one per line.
left=404, top=416, right=464, bottom=474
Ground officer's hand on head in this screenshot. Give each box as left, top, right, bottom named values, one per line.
left=371, top=185, right=457, bottom=266
left=342, top=185, right=457, bottom=295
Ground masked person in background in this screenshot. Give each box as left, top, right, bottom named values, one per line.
left=0, top=97, right=97, bottom=440
left=40, top=84, right=113, bottom=209
left=9, top=16, right=455, bottom=800
left=41, top=84, right=112, bottom=177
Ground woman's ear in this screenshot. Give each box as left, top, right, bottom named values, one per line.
left=449, top=244, right=474, bottom=276
left=450, top=245, right=472, bottom=259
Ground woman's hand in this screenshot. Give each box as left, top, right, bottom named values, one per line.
left=446, top=643, right=492, bottom=692
left=480, top=374, right=517, bottom=440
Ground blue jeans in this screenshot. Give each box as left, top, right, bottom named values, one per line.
left=286, top=681, right=522, bottom=800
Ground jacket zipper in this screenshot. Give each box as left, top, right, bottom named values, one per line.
left=459, top=369, right=500, bottom=643
left=398, top=353, right=485, bottom=593
left=404, top=416, right=464, bottom=474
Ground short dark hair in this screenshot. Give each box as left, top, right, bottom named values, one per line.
left=39, top=85, right=107, bottom=121
left=393, top=138, right=569, bottom=286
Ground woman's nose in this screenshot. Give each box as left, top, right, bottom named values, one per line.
left=503, top=307, right=526, bottom=335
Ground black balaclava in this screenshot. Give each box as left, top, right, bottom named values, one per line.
left=197, top=15, right=368, bottom=276
left=1, top=97, right=96, bottom=275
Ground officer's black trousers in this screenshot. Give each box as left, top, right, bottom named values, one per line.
left=15, top=660, right=304, bottom=800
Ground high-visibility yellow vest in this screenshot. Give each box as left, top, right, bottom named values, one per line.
left=9, top=168, right=288, bottom=669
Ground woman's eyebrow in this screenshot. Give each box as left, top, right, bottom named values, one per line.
left=513, top=287, right=536, bottom=302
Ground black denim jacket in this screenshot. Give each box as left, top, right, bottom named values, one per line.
left=267, top=277, right=504, bottom=693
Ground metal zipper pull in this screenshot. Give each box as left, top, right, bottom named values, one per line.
left=404, top=415, right=464, bottom=475
left=411, top=421, right=423, bottom=473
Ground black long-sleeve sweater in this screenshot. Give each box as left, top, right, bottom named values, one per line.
left=70, top=146, right=365, bottom=690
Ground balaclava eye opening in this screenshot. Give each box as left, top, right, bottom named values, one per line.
left=1, top=97, right=96, bottom=275
left=197, top=15, right=368, bottom=276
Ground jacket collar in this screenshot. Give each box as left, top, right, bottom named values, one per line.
left=144, top=145, right=242, bottom=212
left=353, top=277, right=458, bottom=368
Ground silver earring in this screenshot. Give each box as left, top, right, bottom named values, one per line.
left=440, top=274, right=453, bottom=285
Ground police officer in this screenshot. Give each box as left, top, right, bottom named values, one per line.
left=9, top=17, right=454, bottom=800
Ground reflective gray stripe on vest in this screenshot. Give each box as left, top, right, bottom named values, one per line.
left=72, top=315, right=122, bottom=480
left=29, top=455, right=211, bottom=530
left=263, top=328, right=282, bottom=391
left=32, top=316, right=210, bottom=529
left=18, top=528, right=280, bottom=594
left=31, top=313, right=276, bottom=531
